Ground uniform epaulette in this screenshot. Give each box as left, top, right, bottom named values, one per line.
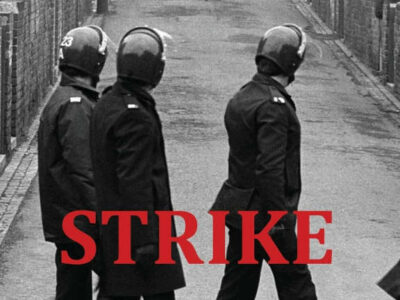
left=70, top=97, right=82, bottom=103
left=269, top=86, right=287, bottom=105
left=123, top=94, right=140, bottom=110
left=127, top=104, right=139, bottom=110
left=272, top=97, right=286, bottom=104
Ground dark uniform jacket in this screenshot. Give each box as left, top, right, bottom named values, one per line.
left=38, top=74, right=98, bottom=243
left=211, top=73, right=301, bottom=231
left=90, top=81, right=185, bottom=296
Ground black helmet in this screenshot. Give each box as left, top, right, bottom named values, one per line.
left=255, top=24, right=307, bottom=76
left=59, top=25, right=108, bottom=80
left=117, top=27, right=166, bottom=87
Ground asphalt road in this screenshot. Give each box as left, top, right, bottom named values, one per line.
left=1, top=0, right=400, bottom=299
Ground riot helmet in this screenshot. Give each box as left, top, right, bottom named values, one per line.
left=59, top=25, right=108, bottom=81
left=255, top=24, right=307, bottom=77
left=117, top=27, right=166, bottom=87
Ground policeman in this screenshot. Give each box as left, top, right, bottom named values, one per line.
left=91, top=27, right=185, bottom=300
left=211, top=24, right=318, bottom=300
left=38, top=25, right=108, bottom=300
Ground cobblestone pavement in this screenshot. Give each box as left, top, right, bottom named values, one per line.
left=0, top=144, right=37, bottom=239
left=1, top=0, right=400, bottom=299
left=0, top=109, right=48, bottom=248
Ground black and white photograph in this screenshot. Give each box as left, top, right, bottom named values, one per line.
left=0, top=0, right=399, bottom=299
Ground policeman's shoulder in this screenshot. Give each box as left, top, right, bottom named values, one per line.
left=122, top=94, right=142, bottom=111
left=57, top=86, right=87, bottom=104
left=117, top=95, right=150, bottom=126
left=69, top=96, right=82, bottom=103
left=257, top=87, right=288, bottom=118
left=62, top=91, right=92, bottom=112
left=268, top=87, right=287, bottom=105
left=67, top=94, right=92, bottom=108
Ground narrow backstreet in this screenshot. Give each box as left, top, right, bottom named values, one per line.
left=0, top=0, right=400, bottom=299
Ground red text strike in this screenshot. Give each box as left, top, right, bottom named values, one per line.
left=62, top=210, right=332, bottom=265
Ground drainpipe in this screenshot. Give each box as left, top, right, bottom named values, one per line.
left=387, top=0, right=397, bottom=83
left=375, top=0, right=389, bottom=74
left=376, top=0, right=384, bottom=72
left=97, top=0, right=108, bottom=14
left=375, top=0, right=385, bottom=19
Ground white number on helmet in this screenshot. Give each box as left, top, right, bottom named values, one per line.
left=61, top=36, right=74, bottom=47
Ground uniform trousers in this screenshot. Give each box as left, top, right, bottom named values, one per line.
left=55, top=243, right=93, bottom=300
left=216, top=227, right=317, bottom=300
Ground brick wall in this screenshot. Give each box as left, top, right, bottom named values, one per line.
left=347, top=0, right=385, bottom=73
left=393, top=4, right=400, bottom=94
left=0, top=0, right=94, bottom=155
left=312, top=0, right=382, bottom=71
left=310, top=0, right=400, bottom=96
left=0, top=11, right=13, bottom=154
left=312, top=0, right=334, bottom=27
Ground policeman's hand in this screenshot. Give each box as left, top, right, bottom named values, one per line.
left=135, top=244, right=158, bottom=268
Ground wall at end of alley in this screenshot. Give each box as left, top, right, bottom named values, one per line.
left=310, top=0, right=400, bottom=96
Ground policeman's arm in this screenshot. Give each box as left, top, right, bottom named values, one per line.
left=255, top=101, right=288, bottom=212
left=58, top=100, right=96, bottom=210
left=113, top=111, right=157, bottom=246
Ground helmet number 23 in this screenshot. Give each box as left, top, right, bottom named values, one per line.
left=61, top=36, right=74, bottom=47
